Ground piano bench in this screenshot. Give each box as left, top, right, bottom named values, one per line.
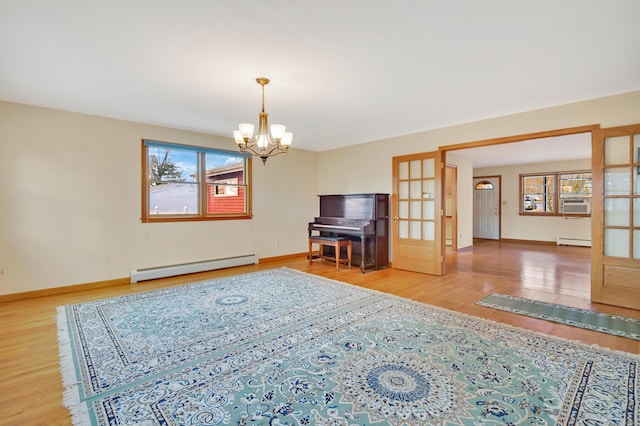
left=308, top=236, right=352, bottom=270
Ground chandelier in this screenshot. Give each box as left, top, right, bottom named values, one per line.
left=234, top=77, right=293, bottom=165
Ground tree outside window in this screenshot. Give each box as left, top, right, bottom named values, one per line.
left=522, top=174, right=555, bottom=213
left=559, top=173, right=592, bottom=199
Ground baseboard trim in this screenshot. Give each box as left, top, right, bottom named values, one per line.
left=0, top=277, right=130, bottom=303
left=473, top=238, right=557, bottom=246
left=0, top=253, right=313, bottom=302
left=260, top=252, right=308, bottom=263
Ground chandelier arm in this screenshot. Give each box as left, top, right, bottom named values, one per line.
left=239, top=145, right=287, bottom=157
left=262, top=145, right=287, bottom=157
left=238, top=146, right=263, bottom=157
left=239, top=144, right=288, bottom=164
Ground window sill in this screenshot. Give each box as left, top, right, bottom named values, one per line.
left=141, top=214, right=252, bottom=223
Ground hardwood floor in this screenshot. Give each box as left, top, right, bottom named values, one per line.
left=1, top=239, right=638, bottom=425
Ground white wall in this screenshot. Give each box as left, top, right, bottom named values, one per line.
left=0, top=101, right=318, bottom=295
left=474, top=159, right=592, bottom=242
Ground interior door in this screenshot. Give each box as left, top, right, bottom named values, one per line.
left=392, top=151, right=444, bottom=275
left=473, top=176, right=500, bottom=240
left=445, top=165, right=457, bottom=252
left=591, top=124, right=640, bottom=309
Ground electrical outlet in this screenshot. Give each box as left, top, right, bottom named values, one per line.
left=104, top=255, right=111, bottom=264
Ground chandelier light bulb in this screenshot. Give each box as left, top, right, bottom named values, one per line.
left=233, top=130, right=244, bottom=146
left=239, top=123, right=255, bottom=139
left=270, top=124, right=286, bottom=140
left=281, top=132, right=293, bottom=147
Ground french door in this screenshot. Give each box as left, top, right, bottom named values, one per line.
left=391, top=151, right=444, bottom=275
left=592, top=124, right=640, bottom=309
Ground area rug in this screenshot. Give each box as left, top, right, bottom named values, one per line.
left=477, top=293, right=640, bottom=341
left=58, top=268, right=639, bottom=425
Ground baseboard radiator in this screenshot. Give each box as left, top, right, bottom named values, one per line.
left=556, top=237, right=591, bottom=247
left=130, top=254, right=258, bottom=284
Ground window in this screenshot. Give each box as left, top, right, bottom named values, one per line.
left=141, top=140, right=251, bottom=222
left=475, top=181, right=494, bottom=190
left=520, top=171, right=591, bottom=216
left=559, top=172, right=592, bottom=199
left=521, top=174, right=556, bottom=213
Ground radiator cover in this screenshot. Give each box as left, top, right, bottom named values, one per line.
left=130, top=254, right=258, bottom=283
left=556, top=237, right=591, bottom=247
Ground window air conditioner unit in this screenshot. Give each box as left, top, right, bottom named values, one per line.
left=560, top=198, right=591, bottom=214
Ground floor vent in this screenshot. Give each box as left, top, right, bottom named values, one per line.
left=130, top=254, right=258, bottom=283
left=556, top=237, right=591, bottom=247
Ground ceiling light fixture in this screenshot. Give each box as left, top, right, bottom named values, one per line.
left=234, top=77, right=292, bottom=165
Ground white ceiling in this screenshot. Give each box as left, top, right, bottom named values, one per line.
left=1, top=1, right=638, bottom=162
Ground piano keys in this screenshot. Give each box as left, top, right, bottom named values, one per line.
left=309, top=193, right=389, bottom=273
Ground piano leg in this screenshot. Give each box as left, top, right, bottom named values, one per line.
left=360, top=235, right=366, bottom=273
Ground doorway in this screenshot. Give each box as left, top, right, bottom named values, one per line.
left=445, top=165, right=457, bottom=252
left=473, top=176, right=500, bottom=240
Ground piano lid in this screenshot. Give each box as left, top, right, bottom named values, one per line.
left=318, top=193, right=382, bottom=220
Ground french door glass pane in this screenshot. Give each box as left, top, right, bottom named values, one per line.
left=635, top=230, right=640, bottom=259
left=399, top=181, right=409, bottom=198
left=604, top=198, right=629, bottom=226
left=604, top=167, right=630, bottom=195
left=399, top=201, right=408, bottom=219
left=410, top=160, right=421, bottom=179
left=399, top=220, right=408, bottom=239
left=410, top=201, right=421, bottom=219
left=398, top=161, right=409, bottom=180
left=605, top=135, right=629, bottom=164
left=423, top=180, right=435, bottom=198
left=410, top=181, right=421, bottom=198
left=410, top=220, right=421, bottom=239
left=423, top=221, right=435, bottom=241
left=604, top=229, right=628, bottom=257
left=635, top=198, right=640, bottom=226
left=423, top=200, right=435, bottom=220
left=423, top=158, right=435, bottom=178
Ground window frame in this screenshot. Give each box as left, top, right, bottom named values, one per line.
left=519, top=170, right=592, bottom=217
left=141, top=139, right=252, bottom=222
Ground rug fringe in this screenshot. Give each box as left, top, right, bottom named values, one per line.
left=57, top=305, right=92, bottom=425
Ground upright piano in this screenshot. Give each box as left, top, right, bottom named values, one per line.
left=308, top=193, right=389, bottom=273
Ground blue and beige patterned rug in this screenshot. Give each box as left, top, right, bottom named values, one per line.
left=477, top=293, right=640, bottom=341
left=58, top=268, right=639, bottom=425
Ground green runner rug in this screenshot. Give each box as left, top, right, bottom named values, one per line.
left=477, top=293, right=640, bottom=340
